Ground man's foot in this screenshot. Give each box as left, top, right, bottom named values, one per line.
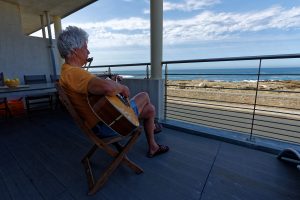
left=147, top=144, right=169, bottom=158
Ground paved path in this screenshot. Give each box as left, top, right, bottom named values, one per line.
left=166, top=97, right=300, bottom=144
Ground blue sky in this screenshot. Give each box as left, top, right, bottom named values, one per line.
left=35, top=0, right=300, bottom=68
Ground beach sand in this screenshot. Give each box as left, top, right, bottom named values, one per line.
left=167, top=80, right=300, bottom=109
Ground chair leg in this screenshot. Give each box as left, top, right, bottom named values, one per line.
left=4, top=99, right=12, bottom=119
left=113, top=142, right=143, bottom=174
left=84, top=129, right=143, bottom=195
left=122, top=156, right=144, bottom=174
left=81, top=144, right=99, bottom=189
left=87, top=151, right=126, bottom=195
left=25, top=98, right=30, bottom=115
left=107, top=129, right=143, bottom=174
left=82, top=157, right=95, bottom=190
left=54, top=94, right=59, bottom=110
left=46, top=95, right=53, bottom=110
left=82, top=144, right=98, bottom=160
left=7, top=106, right=12, bottom=118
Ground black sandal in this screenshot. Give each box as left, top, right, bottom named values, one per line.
left=147, top=144, right=169, bottom=158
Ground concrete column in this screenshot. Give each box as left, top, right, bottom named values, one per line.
left=40, top=14, right=46, bottom=38
left=53, top=16, right=62, bottom=39
left=53, top=15, right=64, bottom=68
left=45, top=11, right=57, bottom=78
left=150, top=0, right=163, bottom=79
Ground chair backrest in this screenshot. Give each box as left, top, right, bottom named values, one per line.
left=55, top=83, right=124, bottom=148
left=0, top=72, right=4, bottom=86
left=55, top=83, right=88, bottom=131
left=50, top=75, right=60, bottom=83
left=24, top=75, right=47, bottom=84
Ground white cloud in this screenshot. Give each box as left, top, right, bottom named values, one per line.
left=67, top=5, right=300, bottom=48
left=66, top=17, right=150, bottom=48
left=164, top=0, right=220, bottom=12
left=72, top=17, right=149, bottom=30
left=144, top=0, right=220, bottom=14
left=165, top=5, right=300, bottom=44
left=143, top=9, right=150, bottom=14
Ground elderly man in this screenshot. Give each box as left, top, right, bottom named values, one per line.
left=57, top=26, right=169, bottom=158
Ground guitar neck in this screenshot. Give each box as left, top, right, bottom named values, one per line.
left=97, top=74, right=117, bottom=79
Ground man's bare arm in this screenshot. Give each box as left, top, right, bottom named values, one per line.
left=87, top=77, right=129, bottom=97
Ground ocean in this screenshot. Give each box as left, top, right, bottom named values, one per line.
left=95, top=67, right=300, bottom=82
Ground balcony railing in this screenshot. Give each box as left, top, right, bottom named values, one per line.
left=163, top=54, right=300, bottom=145
left=85, top=53, right=300, bottom=145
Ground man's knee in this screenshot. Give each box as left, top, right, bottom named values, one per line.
left=147, top=104, right=156, bottom=116
left=139, top=92, right=150, bottom=102
left=150, top=103, right=155, bottom=113
left=141, top=103, right=155, bottom=118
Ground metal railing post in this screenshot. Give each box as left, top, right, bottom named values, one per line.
left=164, top=63, right=168, bottom=121
left=108, top=67, right=112, bottom=77
left=146, top=65, right=149, bottom=79
left=249, top=59, right=262, bottom=141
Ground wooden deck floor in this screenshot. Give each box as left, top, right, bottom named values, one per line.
left=0, top=110, right=299, bottom=200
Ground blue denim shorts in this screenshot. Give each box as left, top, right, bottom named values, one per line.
left=92, top=99, right=139, bottom=138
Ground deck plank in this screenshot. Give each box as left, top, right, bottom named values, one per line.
left=202, top=142, right=300, bottom=200
left=0, top=145, right=44, bottom=200
left=5, top=144, right=68, bottom=200
left=0, top=170, right=12, bottom=200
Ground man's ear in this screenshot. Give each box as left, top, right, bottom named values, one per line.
left=71, top=49, right=77, bottom=56
left=65, top=51, right=75, bottom=60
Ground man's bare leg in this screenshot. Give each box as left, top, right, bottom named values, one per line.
left=132, top=92, right=160, bottom=154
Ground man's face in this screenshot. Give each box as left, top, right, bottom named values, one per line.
left=74, top=42, right=90, bottom=65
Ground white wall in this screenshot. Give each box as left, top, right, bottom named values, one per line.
left=122, top=79, right=165, bottom=120
left=0, top=1, right=58, bottom=84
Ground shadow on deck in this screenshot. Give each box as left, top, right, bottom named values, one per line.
left=0, top=110, right=299, bottom=200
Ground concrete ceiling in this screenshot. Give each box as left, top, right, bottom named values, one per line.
left=2, top=0, right=97, bottom=35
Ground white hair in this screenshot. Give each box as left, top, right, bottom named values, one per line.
left=57, top=26, right=88, bottom=58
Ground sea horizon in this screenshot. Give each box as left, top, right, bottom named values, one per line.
left=90, top=67, right=300, bottom=82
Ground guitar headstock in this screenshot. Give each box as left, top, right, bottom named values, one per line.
left=97, top=74, right=123, bottom=82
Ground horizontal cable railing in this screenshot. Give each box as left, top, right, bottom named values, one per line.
left=164, top=54, right=300, bottom=145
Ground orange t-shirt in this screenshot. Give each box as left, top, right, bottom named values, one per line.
left=59, top=63, right=99, bottom=128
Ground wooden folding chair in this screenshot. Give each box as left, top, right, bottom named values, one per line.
left=55, top=83, right=143, bottom=195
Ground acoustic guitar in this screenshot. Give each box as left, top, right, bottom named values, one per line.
left=87, top=94, right=140, bottom=136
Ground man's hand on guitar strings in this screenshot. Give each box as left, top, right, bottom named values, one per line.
left=104, top=76, right=129, bottom=98
left=116, top=94, right=130, bottom=106
left=119, top=85, right=130, bottom=99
